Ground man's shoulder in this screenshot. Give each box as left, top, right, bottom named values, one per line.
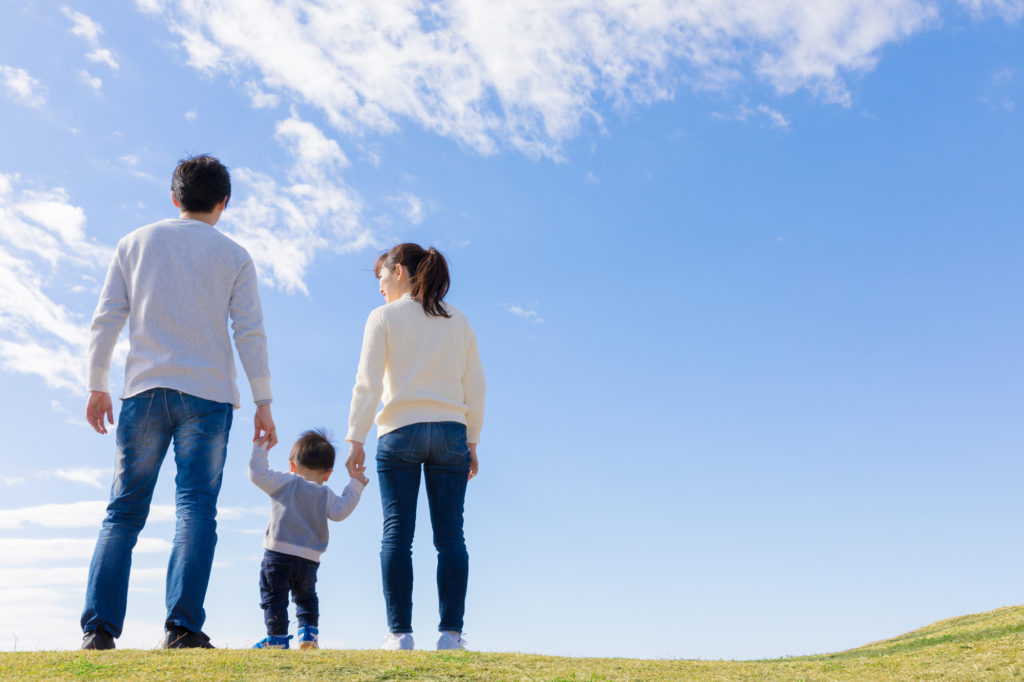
left=123, top=218, right=250, bottom=260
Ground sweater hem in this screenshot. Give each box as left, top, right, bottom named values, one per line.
left=262, top=539, right=324, bottom=563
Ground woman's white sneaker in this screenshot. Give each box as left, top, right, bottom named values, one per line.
left=381, top=633, right=415, bottom=650
left=436, top=631, right=468, bottom=650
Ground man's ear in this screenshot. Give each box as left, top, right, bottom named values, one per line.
left=323, top=469, right=333, bottom=482
left=171, top=193, right=180, bottom=208
left=216, top=196, right=228, bottom=212
left=289, top=460, right=297, bottom=473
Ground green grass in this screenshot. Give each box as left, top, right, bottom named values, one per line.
left=3, top=604, right=1024, bottom=680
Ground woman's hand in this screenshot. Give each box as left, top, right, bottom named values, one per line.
left=468, top=443, right=479, bottom=481
left=346, top=441, right=367, bottom=479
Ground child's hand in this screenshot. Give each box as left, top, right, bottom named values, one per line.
left=353, top=473, right=370, bottom=486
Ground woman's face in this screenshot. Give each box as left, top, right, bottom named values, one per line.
left=378, top=263, right=407, bottom=303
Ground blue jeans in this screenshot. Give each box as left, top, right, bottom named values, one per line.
left=376, top=422, right=470, bottom=634
left=259, top=549, right=319, bottom=635
left=81, top=388, right=233, bottom=638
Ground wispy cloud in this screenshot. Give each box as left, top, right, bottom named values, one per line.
left=0, top=500, right=264, bottom=529
left=0, top=174, right=117, bottom=393
left=86, top=48, right=120, bottom=71
left=958, top=0, right=1024, bottom=21
left=0, top=65, right=47, bottom=108
left=0, top=537, right=170, bottom=565
left=63, top=6, right=120, bottom=77
left=2, top=477, right=25, bottom=488
left=220, top=111, right=370, bottom=295
left=585, top=172, right=599, bottom=184
left=39, top=468, right=110, bottom=490
left=140, top=0, right=943, bottom=159
left=503, top=304, right=544, bottom=325
left=184, top=109, right=197, bottom=121
left=757, top=104, right=790, bottom=130
left=390, top=193, right=425, bottom=225
left=77, top=69, right=102, bottom=91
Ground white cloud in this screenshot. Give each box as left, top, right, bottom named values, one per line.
left=0, top=538, right=171, bottom=565
left=185, top=109, right=197, bottom=121
left=958, top=0, right=1024, bottom=21
left=0, top=500, right=263, bottom=529
left=86, top=48, right=120, bottom=70
left=245, top=80, right=280, bottom=108
left=40, top=468, right=111, bottom=490
left=503, top=304, right=544, bottom=325
left=78, top=69, right=102, bottom=91
left=585, top=172, right=599, bottom=184
left=220, top=112, right=370, bottom=295
left=758, top=104, right=790, bottom=130
left=0, top=175, right=116, bottom=393
left=62, top=6, right=103, bottom=44
left=0, top=65, right=47, bottom=108
left=391, top=193, right=425, bottom=225
left=3, top=477, right=25, bottom=488
left=140, top=0, right=944, bottom=159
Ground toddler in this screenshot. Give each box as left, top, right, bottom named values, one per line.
left=248, top=429, right=368, bottom=649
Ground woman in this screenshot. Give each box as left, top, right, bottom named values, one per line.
left=345, top=243, right=485, bottom=651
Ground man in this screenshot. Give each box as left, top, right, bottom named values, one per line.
left=81, top=155, right=277, bottom=650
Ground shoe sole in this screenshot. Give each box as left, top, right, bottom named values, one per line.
left=300, top=641, right=318, bottom=650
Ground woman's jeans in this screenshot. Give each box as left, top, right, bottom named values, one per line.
left=259, top=549, right=320, bottom=635
left=376, top=422, right=471, bottom=634
left=81, top=388, right=233, bottom=638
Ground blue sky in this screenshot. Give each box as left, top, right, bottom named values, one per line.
left=0, top=0, right=1022, bottom=660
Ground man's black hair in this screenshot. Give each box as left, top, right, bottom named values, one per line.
left=171, top=155, right=231, bottom=213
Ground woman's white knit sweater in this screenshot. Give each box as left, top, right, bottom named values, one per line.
left=347, top=293, right=485, bottom=444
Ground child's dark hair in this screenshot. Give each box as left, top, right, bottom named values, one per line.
left=289, top=428, right=336, bottom=471
left=171, top=154, right=231, bottom=213
left=375, top=243, right=451, bottom=318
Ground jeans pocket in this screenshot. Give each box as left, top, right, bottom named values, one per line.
left=438, top=422, right=470, bottom=467
left=179, top=393, right=233, bottom=436
left=116, top=392, right=155, bottom=449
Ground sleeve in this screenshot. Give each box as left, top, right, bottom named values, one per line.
left=229, top=254, right=272, bottom=404
left=326, top=478, right=366, bottom=522
left=248, top=443, right=293, bottom=496
left=87, top=249, right=130, bottom=393
left=346, top=310, right=387, bottom=443
left=462, top=321, right=486, bottom=444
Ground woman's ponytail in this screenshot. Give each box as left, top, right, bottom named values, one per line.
left=375, top=243, right=451, bottom=318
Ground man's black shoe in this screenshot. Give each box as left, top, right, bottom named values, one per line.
left=163, top=624, right=215, bottom=649
left=81, top=629, right=116, bottom=650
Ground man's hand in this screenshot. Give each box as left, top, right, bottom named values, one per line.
left=346, top=441, right=367, bottom=479
left=86, top=391, right=114, bottom=435
left=468, top=443, right=479, bottom=481
left=254, top=403, right=278, bottom=449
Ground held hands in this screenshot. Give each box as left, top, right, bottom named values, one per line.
left=86, top=391, right=114, bottom=435
left=346, top=441, right=368, bottom=483
left=253, top=403, right=278, bottom=449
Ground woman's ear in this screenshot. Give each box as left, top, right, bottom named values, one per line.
left=393, top=264, right=405, bottom=281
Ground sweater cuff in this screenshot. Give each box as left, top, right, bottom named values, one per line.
left=467, top=429, right=481, bottom=444
left=249, top=377, right=272, bottom=404
left=347, top=478, right=367, bottom=493
left=88, top=367, right=110, bottom=394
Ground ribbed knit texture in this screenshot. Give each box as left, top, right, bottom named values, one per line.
left=347, top=293, right=486, bottom=444
left=87, top=218, right=272, bottom=408
left=248, top=444, right=365, bottom=562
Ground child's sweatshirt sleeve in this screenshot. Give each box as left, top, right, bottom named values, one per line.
left=248, top=444, right=293, bottom=496
left=327, top=479, right=366, bottom=522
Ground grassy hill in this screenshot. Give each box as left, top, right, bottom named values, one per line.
left=2, top=604, right=1023, bottom=680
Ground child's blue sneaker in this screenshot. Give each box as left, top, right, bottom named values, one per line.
left=297, top=625, right=319, bottom=650
left=252, top=634, right=292, bottom=649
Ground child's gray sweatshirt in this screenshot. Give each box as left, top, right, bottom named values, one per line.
left=248, top=444, right=365, bottom=562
